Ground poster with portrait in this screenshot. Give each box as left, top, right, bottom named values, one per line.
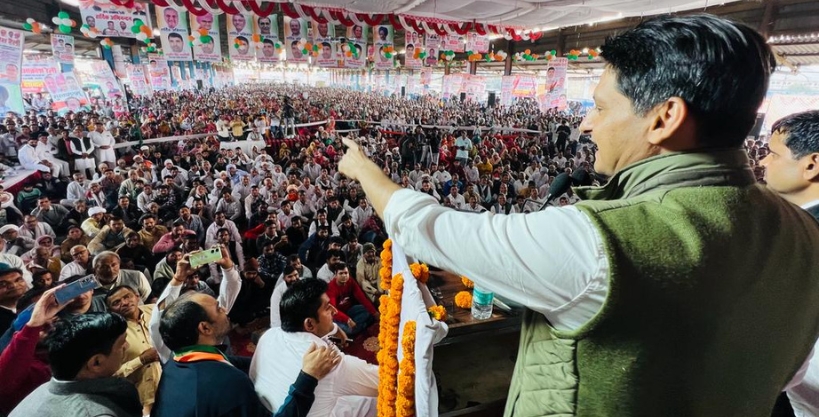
left=443, top=34, right=465, bottom=53
left=372, top=25, right=394, bottom=70
left=312, top=19, right=336, bottom=67
left=284, top=17, right=309, bottom=64
left=147, top=54, right=171, bottom=92
left=466, top=33, right=489, bottom=53
left=256, top=14, right=279, bottom=63
left=22, top=55, right=58, bottom=94
left=189, top=13, right=221, bottom=63
left=501, top=74, right=537, bottom=106
left=442, top=74, right=464, bottom=100
left=111, top=45, right=128, bottom=79
left=420, top=67, right=432, bottom=85
left=343, top=24, right=367, bottom=69
left=50, top=34, right=75, bottom=65
left=126, top=64, right=150, bottom=96
left=91, top=61, right=122, bottom=98
left=424, top=34, right=440, bottom=66
left=462, top=74, right=486, bottom=101
left=227, top=12, right=254, bottom=62
left=156, top=6, right=193, bottom=62
left=79, top=0, right=151, bottom=39
left=43, top=72, right=91, bottom=115
left=538, top=58, right=569, bottom=111
left=404, top=31, right=423, bottom=69
left=0, top=26, right=24, bottom=115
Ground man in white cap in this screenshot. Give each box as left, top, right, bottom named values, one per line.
left=62, top=173, right=89, bottom=207
left=82, top=207, right=107, bottom=238
left=0, top=225, right=35, bottom=256
left=89, top=122, right=116, bottom=167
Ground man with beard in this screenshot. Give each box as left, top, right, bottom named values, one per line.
left=229, top=259, right=275, bottom=327
left=112, top=196, right=142, bottom=231
left=88, top=216, right=134, bottom=256
left=116, top=233, right=153, bottom=278
left=269, top=265, right=300, bottom=328
left=176, top=207, right=206, bottom=245
left=137, top=214, right=167, bottom=253
left=92, top=251, right=151, bottom=304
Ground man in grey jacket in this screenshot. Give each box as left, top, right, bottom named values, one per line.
left=10, top=312, right=141, bottom=417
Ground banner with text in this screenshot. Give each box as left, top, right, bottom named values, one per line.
left=424, top=34, right=441, bottom=66
left=443, top=35, right=465, bottom=53
left=256, top=14, right=279, bottom=63
left=0, top=26, right=24, bottom=115
left=284, top=17, right=309, bottom=64
left=189, top=13, right=221, bottom=63
left=147, top=54, right=171, bottom=92
left=227, top=12, right=254, bottom=62
left=404, top=31, right=423, bottom=69
left=80, top=1, right=151, bottom=39
left=126, top=64, right=150, bottom=96
left=156, top=6, right=192, bottom=62
left=538, top=58, right=569, bottom=111
left=51, top=34, right=75, bottom=66
left=501, top=74, right=538, bottom=106
left=373, top=25, right=394, bottom=70
left=22, top=55, right=58, bottom=94
left=466, top=33, right=489, bottom=53
left=44, top=72, right=91, bottom=115
left=313, top=19, right=337, bottom=68
left=343, top=24, right=367, bottom=69
left=462, top=74, right=486, bottom=101
left=91, top=61, right=123, bottom=99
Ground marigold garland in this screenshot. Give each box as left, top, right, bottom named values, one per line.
left=409, top=263, right=430, bottom=284
left=379, top=239, right=393, bottom=291
left=461, top=276, right=474, bottom=288
left=428, top=305, right=447, bottom=321
left=455, top=291, right=473, bottom=309
left=396, top=321, right=417, bottom=417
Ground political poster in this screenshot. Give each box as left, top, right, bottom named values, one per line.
left=312, top=19, right=336, bottom=68
left=343, top=24, right=367, bottom=69
left=156, top=6, right=192, bottom=62
left=147, top=54, right=171, bottom=92
left=51, top=34, right=75, bottom=66
left=420, top=67, right=432, bottom=85
left=373, top=25, right=394, bottom=70
left=256, top=14, right=279, bottom=64
left=424, top=34, right=441, bottom=66
left=404, top=31, right=423, bottom=69
left=466, top=33, right=489, bottom=53
left=538, top=58, right=569, bottom=111
left=501, top=74, right=538, bottom=106
left=126, top=64, right=150, bottom=96
left=91, top=61, right=122, bottom=99
left=284, top=17, right=309, bottom=64
left=443, top=34, right=465, bottom=53
left=22, top=55, right=59, bottom=94
left=462, top=74, right=486, bottom=101
left=442, top=74, right=464, bottom=100
left=43, top=72, right=91, bottom=115
left=111, top=45, right=128, bottom=79
left=227, top=12, right=254, bottom=62
left=189, top=13, right=221, bottom=63
left=79, top=0, right=151, bottom=39
left=0, top=26, right=24, bottom=115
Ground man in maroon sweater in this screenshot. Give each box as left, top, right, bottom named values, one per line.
left=325, top=263, right=377, bottom=337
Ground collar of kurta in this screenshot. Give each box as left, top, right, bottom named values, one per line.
left=173, top=344, right=231, bottom=364
left=576, top=149, right=755, bottom=201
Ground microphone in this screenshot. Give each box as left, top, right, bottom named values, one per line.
left=571, top=168, right=592, bottom=187
left=539, top=172, right=572, bottom=211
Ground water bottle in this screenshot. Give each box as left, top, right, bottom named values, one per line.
left=471, top=286, right=494, bottom=320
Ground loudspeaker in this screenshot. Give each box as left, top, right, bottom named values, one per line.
left=460, top=92, right=466, bottom=102
left=401, top=86, right=406, bottom=97
left=488, top=92, right=496, bottom=107
left=750, top=113, right=765, bottom=138
left=196, top=80, right=203, bottom=90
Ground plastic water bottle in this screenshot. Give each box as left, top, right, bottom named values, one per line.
left=471, top=286, right=494, bottom=320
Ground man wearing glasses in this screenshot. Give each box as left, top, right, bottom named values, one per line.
left=59, top=245, right=92, bottom=281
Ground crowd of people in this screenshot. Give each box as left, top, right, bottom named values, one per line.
left=0, top=66, right=779, bottom=417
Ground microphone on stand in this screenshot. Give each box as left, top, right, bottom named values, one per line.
left=538, top=172, right=572, bottom=211
left=571, top=168, right=592, bottom=187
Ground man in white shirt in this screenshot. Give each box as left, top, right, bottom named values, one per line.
left=251, top=278, right=378, bottom=416
left=88, top=122, right=116, bottom=167
left=34, top=132, right=69, bottom=179
left=454, top=132, right=472, bottom=165
left=269, top=265, right=300, bottom=328
left=350, top=199, right=373, bottom=228
left=444, top=186, right=465, bottom=209
left=18, top=137, right=52, bottom=174
left=204, top=211, right=243, bottom=248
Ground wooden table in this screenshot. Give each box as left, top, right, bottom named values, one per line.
left=428, top=271, right=522, bottom=346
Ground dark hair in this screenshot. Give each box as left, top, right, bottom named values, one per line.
left=283, top=265, right=297, bottom=276
left=159, top=294, right=211, bottom=351
left=326, top=248, right=344, bottom=261
left=168, top=32, right=183, bottom=41
left=331, top=262, right=348, bottom=273
left=772, top=110, right=819, bottom=159
left=104, top=285, right=138, bottom=304
left=17, top=287, right=47, bottom=311
left=280, top=278, right=327, bottom=333
left=45, top=313, right=127, bottom=380
left=599, top=14, right=774, bottom=148
left=108, top=215, right=123, bottom=223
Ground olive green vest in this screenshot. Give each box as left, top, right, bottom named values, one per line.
left=504, top=150, right=819, bottom=417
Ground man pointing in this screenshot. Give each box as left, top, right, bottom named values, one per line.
left=338, top=15, right=819, bottom=416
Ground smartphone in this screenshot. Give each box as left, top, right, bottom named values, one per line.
left=55, top=275, right=100, bottom=305
left=189, top=247, right=222, bottom=268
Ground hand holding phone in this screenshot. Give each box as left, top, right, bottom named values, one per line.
left=189, top=247, right=222, bottom=268
left=54, top=276, right=100, bottom=305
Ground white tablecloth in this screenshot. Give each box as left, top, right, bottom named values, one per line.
left=1, top=168, right=37, bottom=192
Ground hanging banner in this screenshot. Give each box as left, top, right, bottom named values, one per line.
left=420, top=67, right=432, bottom=85
left=343, top=24, right=367, bottom=69
left=51, top=34, right=75, bottom=66
left=462, top=74, right=486, bottom=101
left=443, top=35, right=465, bottom=53
left=156, top=6, right=193, bottom=62
left=424, top=34, right=441, bottom=67
left=501, top=74, right=538, bottom=106
left=0, top=26, right=24, bottom=115
left=147, top=54, right=171, bottom=92
left=313, top=19, right=336, bottom=68
left=111, top=45, right=128, bottom=79
left=539, top=58, right=569, bottom=111
left=43, top=72, right=91, bottom=115
left=189, top=13, right=221, bottom=63
left=22, top=55, right=59, bottom=94
left=91, top=61, right=123, bottom=99
left=227, top=12, right=254, bottom=62
left=466, top=33, right=489, bottom=53
left=256, top=14, right=279, bottom=64
left=404, top=31, right=423, bottom=69
left=79, top=1, right=151, bottom=39
left=284, top=17, right=309, bottom=64
left=442, top=74, right=464, bottom=100
left=126, top=64, right=150, bottom=96
left=373, top=25, right=394, bottom=70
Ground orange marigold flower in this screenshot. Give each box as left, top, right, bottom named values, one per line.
left=428, top=305, right=447, bottom=321
left=455, top=291, right=473, bottom=308
left=383, top=239, right=392, bottom=250
left=461, top=276, right=474, bottom=288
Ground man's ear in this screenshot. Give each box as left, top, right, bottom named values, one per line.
left=645, top=97, right=695, bottom=150
left=801, top=153, right=819, bottom=182
left=198, top=320, right=212, bottom=337
left=303, top=317, right=316, bottom=333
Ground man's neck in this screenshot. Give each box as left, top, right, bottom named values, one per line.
left=784, top=189, right=819, bottom=208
